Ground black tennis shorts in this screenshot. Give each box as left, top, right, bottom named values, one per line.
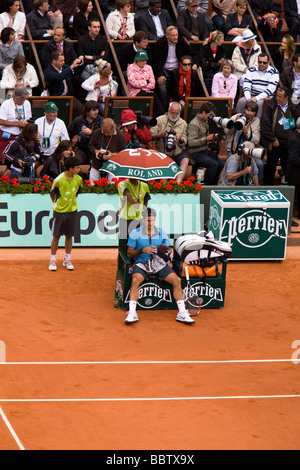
left=51, top=211, right=77, bottom=238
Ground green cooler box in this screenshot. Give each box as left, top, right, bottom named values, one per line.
left=208, top=189, right=290, bottom=260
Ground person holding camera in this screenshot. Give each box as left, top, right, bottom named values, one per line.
left=150, top=101, right=189, bottom=184
left=3, top=122, right=43, bottom=179
left=218, top=141, right=259, bottom=185
left=187, top=101, right=224, bottom=185
left=119, top=109, right=153, bottom=149
left=224, top=100, right=263, bottom=183
left=41, top=140, right=74, bottom=180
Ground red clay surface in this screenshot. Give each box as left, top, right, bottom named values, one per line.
left=0, top=246, right=300, bottom=450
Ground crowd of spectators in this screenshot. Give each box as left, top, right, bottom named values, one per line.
left=0, top=0, right=300, bottom=223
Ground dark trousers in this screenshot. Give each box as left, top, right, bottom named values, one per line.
left=264, top=141, right=288, bottom=185
left=191, top=150, right=224, bottom=185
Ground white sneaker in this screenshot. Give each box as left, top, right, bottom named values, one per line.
left=124, top=312, right=139, bottom=324
left=48, top=260, right=57, bottom=271
left=176, top=311, right=195, bottom=324
left=63, top=258, right=74, bottom=270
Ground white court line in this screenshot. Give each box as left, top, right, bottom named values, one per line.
left=0, top=359, right=298, bottom=365
left=0, top=407, right=25, bottom=450
left=0, top=394, right=299, bottom=403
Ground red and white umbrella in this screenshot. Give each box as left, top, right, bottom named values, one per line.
left=101, top=148, right=182, bottom=181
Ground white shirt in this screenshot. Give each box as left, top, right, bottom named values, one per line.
left=164, top=41, right=178, bottom=71
left=35, top=116, right=69, bottom=156
left=148, top=10, right=164, bottom=37
left=0, top=98, right=32, bottom=135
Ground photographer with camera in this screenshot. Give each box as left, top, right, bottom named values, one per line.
left=224, top=100, right=263, bottom=183
left=187, top=101, right=224, bottom=185
left=3, top=122, right=43, bottom=179
left=120, top=110, right=153, bottom=149
left=150, top=101, right=189, bottom=184
left=218, top=141, right=260, bottom=185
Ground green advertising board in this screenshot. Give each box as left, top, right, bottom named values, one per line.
left=208, top=189, right=290, bottom=260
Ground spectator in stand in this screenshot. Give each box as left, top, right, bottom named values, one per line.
left=59, top=0, right=78, bottom=39
left=0, top=27, right=24, bottom=76
left=177, top=0, right=212, bottom=32
left=260, top=86, right=300, bottom=185
left=280, top=53, right=300, bottom=104
left=176, top=0, right=209, bottom=42
left=283, top=0, right=300, bottom=40
left=211, top=0, right=237, bottom=33
left=271, top=34, right=295, bottom=75
left=88, top=118, right=126, bottom=183
left=106, top=0, right=135, bottom=40
left=169, top=55, right=204, bottom=114
left=150, top=101, right=190, bottom=184
left=3, top=122, right=42, bottom=180
left=258, top=3, right=283, bottom=42
left=26, top=0, right=61, bottom=40
left=119, top=109, right=153, bottom=149
left=137, top=0, right=172, bottom=40
left=44, top=51, right=85, bottom=118
left=248, top=0, right=273, bottom=21
left=152, top=25, right=199, bottom=110
left=236, top=52, right=279, bottom=118
left=287, top=117, right=300, bottom=222
left=73, top=0, right=99, bottom=39
left=187, top=100, right=224, bottom=185
left=211, top=59, right=238, bottom=100
left=40, top=27, right=77, bottom=69
left=0, top=86, right=31, bottom=163
left=127, top=49, right=164, bottom=118
left=77, top=18, right=109, bottom=80
left=41, top=140, right=74, bottom=180
left=231, top=29, right=261, bottom=87
left=0, top=55, right=39, bottom=99
left=198, top=30, right=225, bottom=94
left=224, top=0, right=253, bottom=41
left=0, top=0, right=26, bottom=41
left=67, top=100, right=103, bottom=165
left=81, top=59, right=118, bottom=116
left=116, top=31, right=152, bottom=72
left=35, top=101, right=69, bottom=161
left=99, top=0, right=116, bottom=20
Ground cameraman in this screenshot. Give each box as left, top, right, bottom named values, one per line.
left=218, top=142, right=259, bottom=186
left=3, top=122, right=43, bottom=179
left=119, top=110, right=153, bottom=149
left=150, top=101, right=189, bottom=183
left=187, top=101, right=224, bottom=185
left=224, top=100, right=263, bottom=183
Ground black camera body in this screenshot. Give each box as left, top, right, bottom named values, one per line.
left=165, top=129, right=177, bottom=152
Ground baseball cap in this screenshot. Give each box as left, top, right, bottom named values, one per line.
left=44, top=102, right=58, bottom=112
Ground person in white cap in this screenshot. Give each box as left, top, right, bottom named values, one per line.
left=231, top=28, right=261, bottom=86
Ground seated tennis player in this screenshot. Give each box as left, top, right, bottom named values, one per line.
left=125, top=207, right=195, bottom=325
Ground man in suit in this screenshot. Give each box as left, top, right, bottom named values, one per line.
left=176, top=0, right=209, bottom=41
left=77, top=18, right=109, bottom=80
left=152, top=25, right=199, bottom=109
left=26, top=0, right=54, bottom=40
left=41, top=27, right=77, bottom=69
left=116, top=30, right=152, bottom=72
left=44, top=51, right=85, bottom=117
left=137, top=0, right=173, bottom=40
left=283, top=0, right=300, bottom=39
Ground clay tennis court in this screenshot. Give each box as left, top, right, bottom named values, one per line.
left=0, top=241, right=300, bottom=450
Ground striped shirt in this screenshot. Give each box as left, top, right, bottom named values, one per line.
left=243, top=65, right=279, bottom=102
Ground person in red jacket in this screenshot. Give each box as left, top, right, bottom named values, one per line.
left=119, top=109, right=153, bottom=149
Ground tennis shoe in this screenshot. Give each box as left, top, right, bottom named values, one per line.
left=176, top=310, right=195, bottom=324
left=63, top=258, right=74, bottom=270
left=48, top=260, right=57, bottom=271
left=124, top=312, right=139, bottom=324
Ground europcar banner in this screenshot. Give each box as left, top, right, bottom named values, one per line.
left=0, top=194, right=201, bottom=247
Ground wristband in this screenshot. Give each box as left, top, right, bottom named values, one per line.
left=137, top=248, right=143, bottom=255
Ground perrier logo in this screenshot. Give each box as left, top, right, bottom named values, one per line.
left=222, top=209, right=287, bottom=247
left=125, top=282, right=173, bottom=308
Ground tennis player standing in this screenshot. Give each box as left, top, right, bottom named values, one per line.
left=48, top=156, right=83, bottom=271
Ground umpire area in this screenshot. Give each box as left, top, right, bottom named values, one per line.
left=0, top=245, right=300, bottom=450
